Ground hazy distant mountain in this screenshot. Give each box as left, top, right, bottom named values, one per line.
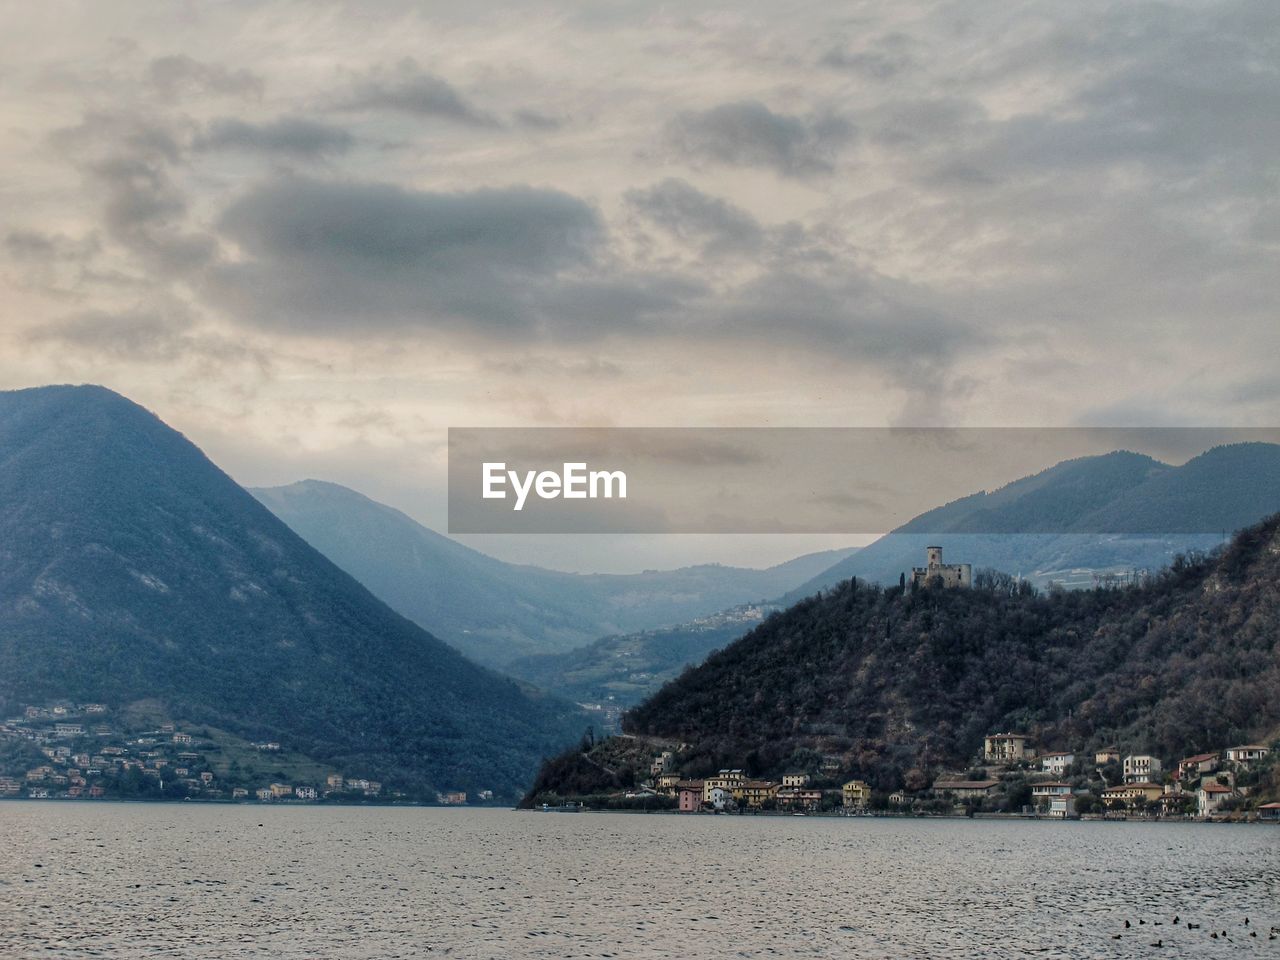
left=0, top=385, right=584, bottom=796
left=505, top=604, right=773, bottom=718
left=786, top=445, right=1280, bottom=599
left=252, top=479, right=857, bottom=666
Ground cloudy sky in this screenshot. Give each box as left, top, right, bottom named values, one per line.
left=2, top=1, right=1277, bottom=571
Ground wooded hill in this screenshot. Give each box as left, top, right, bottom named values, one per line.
left=527, top=512, right=1280, bottom=800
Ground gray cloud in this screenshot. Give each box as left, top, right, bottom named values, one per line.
left=625, top=178, right=763, bottom=256
left=48, top=111, right=215, bottom=277
left=820, top=33, right=916, bottom=80
left=196, top=117, right=356, bottom=159
left=513, top=109, right=564, bottom=131
left=146, top=54, right=264, bottom=101
left=663, top=100, right=855, bottom=176
left=209, top=176, right=602, bottom=334
left=337, top=59, right=499, bottom=127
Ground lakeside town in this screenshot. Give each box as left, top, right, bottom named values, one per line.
left=0, top=700, right=488, bottom=805
left=556, top=731, right=1280, bottom=822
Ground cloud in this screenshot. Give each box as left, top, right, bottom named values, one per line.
left=196, top=117, right=356, bottom=159
left=820, top=33, right=916, bottom=80
left=48, top=111, right=215, bottom=277
left=209, top=176, right=602, bottom=334
left=513, top=109, right=564, bottom=131
left=337, top=59, right=499, bottom=127
left=663, top=100, right=855, bottom=176
left=146, top=54, right=263, bottom=101
left=625, top=178, right=763, bottom=256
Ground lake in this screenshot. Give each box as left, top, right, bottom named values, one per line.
left=1, top=804, right=1277, bottom=958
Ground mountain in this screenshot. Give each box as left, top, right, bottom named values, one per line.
left=786, top=445, right=1280, bottom=599
left=504, top=603, right=775, bottom=722
left=251, top=479, right=857, bottom=667
left=527, top=512, right=1280, bottom=802
left=0, top=385, right=585, bottom=798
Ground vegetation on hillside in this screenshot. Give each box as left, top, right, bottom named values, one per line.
left=532, top=513, right=1280, bottom=800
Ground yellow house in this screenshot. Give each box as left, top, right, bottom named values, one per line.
left=984, top=733, right=1034, bottom=763
left=782, top=772, right=811, bottom=788
left=736, top=780, right=779, bottom=808
left=655, top=772, right=682, bottom=795
left=703, top=769, right=747, bottom=802
left=842, top=779, right=871, bottom=809
left=1102, top=782, right=1163, bottom=808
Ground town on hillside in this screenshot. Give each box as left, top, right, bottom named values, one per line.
left=0, top=700, right=489, bottom=806
left=544, top=733, right=1280, bottom=822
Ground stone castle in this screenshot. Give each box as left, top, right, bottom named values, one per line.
left=908, top=545, right=972, bottom=590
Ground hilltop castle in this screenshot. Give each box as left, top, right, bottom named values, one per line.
left=908, top=545, right=972, bottom=590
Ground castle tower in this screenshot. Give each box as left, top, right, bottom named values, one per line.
left=927, top=546, right=943, bottom=567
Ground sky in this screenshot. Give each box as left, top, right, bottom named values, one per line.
left=1, top=1, right=1277, bottom=571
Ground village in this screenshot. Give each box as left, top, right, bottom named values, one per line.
left=0, top=701, right=486, bottom=806
left=612, top=731, right=1280, bottom=822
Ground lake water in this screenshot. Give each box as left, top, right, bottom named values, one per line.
left=1, top=804, right=1277, bottom=958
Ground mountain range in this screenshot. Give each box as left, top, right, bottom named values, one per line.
left=0, top=385, right=584, bottom=798
left=251, top=479, right=855, bottom=667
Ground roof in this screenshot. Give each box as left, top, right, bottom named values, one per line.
left=1258, top=802, right=1280, bottom=810
left=676, top=779, right=704, bottom=789
left=1201, top=783, right=1234, bottom=794
left=934, top=780, right=999, bottom=790
left=1180, top=753, right=1218, bottom=764
left=1227, top=744, right=1268, bottom=751
left=1041, top=752, right=1073, bottom=759
left=1031, top=782, right=1072, bottom=789
left=986, top=732, right=1032, bottom=740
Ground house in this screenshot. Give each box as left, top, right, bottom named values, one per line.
left=650, top=751, right=674, bottom=776
left=295, top=786, right=317, bottom=800
left=172, top=733, right=192, bottom=745
left=782, top=772, right=811, bottom=788
left=269, top=782, right=292, bottom=798
left=439, top=791, right=467, bottom=805
left=0, top=777, right=20, bottom=795
left=88, top=785, right=105, bottom=798
left=1031, top=782, right=1073, bottom=801
left=256, top=788, right=274, bottom=801
left=737, top=780, right=779, bottom=808
left=1225, top=744, right=1270, bottom=766
left=200, top=771, right=214, bottom=784
left=888, top=792, right=909, bottom=806
left=232, top=788, right=249, bottom=799
left=776, top=787, right=823, bottom=811
left=1048, top=796, right=1076, bottom=819
left=1095, top=747, right=1120, bottom=765
left=1258, top=802, right=1280, bottom=821
left=1123, top=755, right=1162, bottom=783
left=707, top=786, right=734, bottom=811
left=656, top=772, right=682, bottom=795
left=1040, top=753, right=1074, bottom=776
left=1177, top=753, right=1219, bottom=782
left=703, top=770, right=747, bottom=801
left=677, top=780, right=704, bottom=812
left=842, top=779, right=871, bottom=809
left=1198, top=782, right=1235, bottom=817
left=54, top=723, right=83, bottom=738
left=984, top=733, right=1034, bottom=763
left=1102, top=782, right=1163, bottom=809
left=933, top=779, right=999, bottom=799
left=908, top=545, right=972, bottom=590
left=1159, top=791, right=1194, bottom=817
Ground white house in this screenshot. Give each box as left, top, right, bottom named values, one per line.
left=1040, top=753, right=1074, bottom=776
left=1123, top=755, right=1162, bottom=783
left=1226, top=744, right=1269, bottom=766
left=1198, top=782, right=1234, bottom=817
